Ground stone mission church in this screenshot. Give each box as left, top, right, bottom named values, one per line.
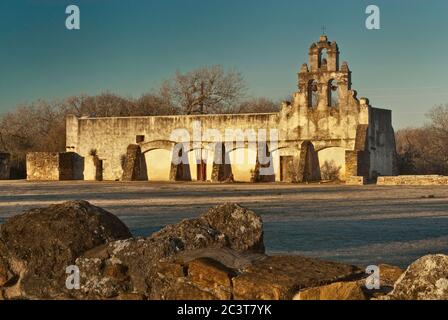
left=26, top=35, right=397, bottom=183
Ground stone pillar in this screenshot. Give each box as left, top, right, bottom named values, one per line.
left=297, top=141, right=321, bottom=183
left=345, top=150, right=370, bottom=179
left=169, top=145, right=191, bottom=181
left=66, top=114, right=79, bottom=153
left=121, top=145, right=148, bottom=181
left=251, top=143, right=275, bottom=183
left=211, top=143, right=233, bottom=182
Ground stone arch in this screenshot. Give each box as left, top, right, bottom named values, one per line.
left=227, top=145, right=258, bottom=182
left=317, top=146, right=346, bottom=180
left=140, top=140, right=176, bottom=153
left=144, top=148, right=172, bottom=181
left=308, top=79, right=319, bottom=108
left=319, top=48, right=328, bottom=68
left=186, top=147, right=212, bottom=181
left=328, top=79, right=339, bottom=107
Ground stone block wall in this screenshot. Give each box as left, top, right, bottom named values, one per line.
left=345, top=176, right=366, bottom=185
left=345, top=150, right=370, bottom=179
left=26, top=152, right=75, bottom=181
left=377, top=175, right=448, bottom=186
left=0, top=153, right=11, bottom=180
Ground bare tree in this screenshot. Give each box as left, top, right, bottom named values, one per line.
left=236, top=97, right=279, bottom=113
left=165, top=65, right=246, bottom=114
left=395, top=104, right=448, bottom=175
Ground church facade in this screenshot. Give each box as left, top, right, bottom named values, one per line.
left=28, top=35, right=397, bottom=182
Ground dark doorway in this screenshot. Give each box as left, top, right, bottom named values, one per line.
left=280, top=156, right=294, bottom=182
left=96, top=160, right=103, bottom=181
left=197, top=161, right=207, bottom=181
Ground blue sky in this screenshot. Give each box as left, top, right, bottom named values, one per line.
left=0, top=0, right=447, bottom=128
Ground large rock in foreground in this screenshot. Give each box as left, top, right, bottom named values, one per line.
left=232, top=255, right=363, bottom=300
left=0, top=201, right=131, bottom=299
left=383, top=254, right=448, bottom=300
left=75, top=203, right=265, bottom=299
left=0, top=201, right=365, bottom=300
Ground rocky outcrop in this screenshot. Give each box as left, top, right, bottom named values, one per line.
left=379, top=264, right=403, bottom=287
left=381, top=254, right=448, bottom=300
left=293, top=281, right=367, bottom=300
left=232, top=256, right=363, bottom=300
left=73, top=203, right=265, bottom=299
left=0, top=200, right=398, bottom=301
left=0, top=201, right=131, bottom=299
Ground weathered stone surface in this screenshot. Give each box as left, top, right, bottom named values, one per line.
left=345, top=176, right=366, bottom=185
left=0, top=200, right=407, bottom=301
left=384, top=254, right=448, bottom=300
left=377, top=175, right=448, bottom=186
left=0, top=255, right=13, bottom=287
left=232, top=255, right=363, bottom=300
left=121, top=144, right=147, bottom=181
left=26, top=152, right=78, bottom=181
left=188, top=258, right=236, bottom=300
left=0, top=200, right=131, bottom=299
left=199, top=203, right=264, bottom=253
left=116, top=293, right=146, bottom=300
left=175, top=247, right=265, bottom=271
left=160, top=278, right=218, bottom=300
left=293, top=281, right=367, bottom=300
left=75, top=203, right=264, bottom=299
left=379, top=264, right=403, bottom=287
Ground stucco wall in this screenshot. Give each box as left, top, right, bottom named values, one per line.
left=66, top=102, right=373, bottom=182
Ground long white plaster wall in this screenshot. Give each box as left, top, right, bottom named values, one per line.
left=71, top=113, right=280, bottom=181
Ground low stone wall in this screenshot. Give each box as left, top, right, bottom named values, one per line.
left=345, top=176, right=366, bottom=185
left=0, top=153, right=11, bottom=180
left=377, top=175, right=448, bottom=186
left=26, top=152, right=75, bottom=181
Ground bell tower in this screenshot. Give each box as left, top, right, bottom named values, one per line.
left=297, top=35, right=354, bottom=111
left=309, top=35, right=339, bottom=72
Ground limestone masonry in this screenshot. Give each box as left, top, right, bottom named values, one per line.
left=27, top=36, right=398, bottom=182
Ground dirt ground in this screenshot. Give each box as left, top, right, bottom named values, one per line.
left=1, top=180, right=448, bottom=267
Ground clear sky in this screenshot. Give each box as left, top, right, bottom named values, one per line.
left=0, top=0, right=447, bottom=129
